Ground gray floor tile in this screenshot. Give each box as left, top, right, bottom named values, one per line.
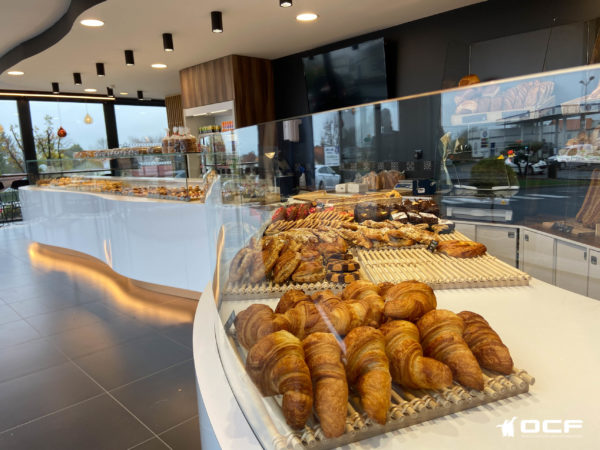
left=0, top=394, right=153, bottom=450
left=111, top=360, right=198, bottom=434
left=25, top=305, right=106, bottom=336
left=0, top=362, right=102, bottom=432
left=0, top=320, right=40, bottom=349
left=8, top=295, right=83, bottom=318
left=74, top=334, right=192, bottom=390
left=129, top=437, right=170, bottom=450
left=160, top=416, right=201, bottom=449
left=0, top=304, right=21, bottom=325
left=160, top=323, right=194, bottom=349
left=0, top=339, right=68, bottom=384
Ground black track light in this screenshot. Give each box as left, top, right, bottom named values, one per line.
left=73, top=73, right=82, bottom=85
left=107, top=87, right=114, bottom=97
left=280, top=0, right=292, bottom=7
left=96, top=62, right=105, bottom=77
left=163, top=33, right=174, bottom=52
left=52, top=82, right=59, bottom=94
left=211, top=11, right=223, bottom=33
left=125, top=50, right=135, bottom=66
left=137, top=90, right=144, bottom=100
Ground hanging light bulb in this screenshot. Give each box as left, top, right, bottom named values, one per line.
left=57, top=127, right=67, bottom=138
left=84, top=113, right=93, bottom=124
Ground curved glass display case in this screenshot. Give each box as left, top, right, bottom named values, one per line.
left=207, top=63, right=600, bottom=449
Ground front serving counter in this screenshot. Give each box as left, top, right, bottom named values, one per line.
left=193, top=278, right=600, bottom=449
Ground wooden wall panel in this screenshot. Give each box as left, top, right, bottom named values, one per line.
left=232, top=55, right=275, bottom=128
left=165, top=94, right=183, bottom=129
left=180, top=56, right=234, bottom=109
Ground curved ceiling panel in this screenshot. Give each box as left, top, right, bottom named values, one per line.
left=0, top=0, right=106, bottom=74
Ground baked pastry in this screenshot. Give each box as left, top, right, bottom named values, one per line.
left=343, top=327, right=391, bottom=425
left=457, top=311, right=513, bottom=374
left=284, top=302, right=328, bottom=339
left=275, top=289, right=311, bottom=313
left=342, top=280, right=384, bottom=327
left=380, top=320, right=453, bottom=390
left=303, top=333, right=348, bottom=438
left=436, top=240, right=487, bottom=258
left=417, top=310, right=484, bottom=391
left=327, top=261, right=360, bottom=272
left=272, top=249, right=302, bottom=284
left=310, top=290, right=352, bottom=336
left=326, top=272, right=360, bottom=284
left=235, top=304, right=291, bottom=350
left=382, top=280, right=437, bottom=321
left=229, top=248, right=253, bottom=283
left=292, top=261, right=326, bottom=283
left=246, top=330, right=313, bottom=429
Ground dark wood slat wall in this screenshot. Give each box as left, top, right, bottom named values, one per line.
left=165, top=94, right=184, bottom=129
left=180, top=56, right=234, bottom=109
left=179, top=55, right=274, bottom=128
left=232, top=55, right=275, bottom=128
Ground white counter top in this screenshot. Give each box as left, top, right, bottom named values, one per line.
left=193, top=278, right=600, bottom=449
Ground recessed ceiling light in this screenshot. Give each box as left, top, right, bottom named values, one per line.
left=84, top=88, right=97, bottom=93
left=296, top=12, right=318, bottom=22
left=80, top=19, right=104, bottom=27
left=151, top=63, right=167, bottom=69
left=7, top=71, right=24, bottom=76
left=119, top=92, right=129, bottom=95
left=280, top=0, right=292, bottom=7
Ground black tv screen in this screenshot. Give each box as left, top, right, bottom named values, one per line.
left=303, top=38, right=388, bottom=113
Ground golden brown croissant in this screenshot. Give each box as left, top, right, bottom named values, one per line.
left=311, top=290, right=353, bottom=336
left=379, top=320, right=453, bottom=390
left=302, top=333, right=348, bottom=438
left=235, top=304, right=291, bottom=350
left=284, top=302, right=328, bottom=339
left=343, top=326, right=391, bottom=425
left=246, top=330, right=313, bottom=429
left=344, top=297, right=371, bottom=329
left=436, top=240, right=486, bottom=258
left=275, top=289, right=311, bottom=314
left=342, top=280, right=384, bottom=327
left=417, top=310, right=484, bottom=391
left=383, top=280, right=436, bottom=321
left=458, top=311, right=514, bottom=374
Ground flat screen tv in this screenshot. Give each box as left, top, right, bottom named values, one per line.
left=303, top=38, right=388, bottom=113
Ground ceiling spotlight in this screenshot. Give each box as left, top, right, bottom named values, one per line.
left=7, top=71, right=24, bottom=76
left=151, top=63, right=167, bottom=69
left=80, top=19, right=104, bottom=27
left=84, top=88, right=97, bottom=93
left=107, top=87, right=114, bottom=97
left=124, top=50, right=135, bottom=66
left=280, top=0, right=292, bottom=7
left=52, top=82, right=59, bottom=94
left=96, top=62, right=105, bottom=77
left=137, top=90, right=144, bottom=100
left=119, top=92, right=129, bottom=95
left=211, top=11, right=223, bottom=33
left=296, top=12, right=318, bottom=22
left=163, top=33, right=174, bottom=52
left=73, top=73, right=82, bottom=85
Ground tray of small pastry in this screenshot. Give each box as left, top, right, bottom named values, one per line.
left=221, top=281, right=534, bottom=450
left=358, top=244, right=531, bottom=289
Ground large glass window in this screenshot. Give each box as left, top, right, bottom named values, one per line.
left=115, top=105, right=168, bottom=147
left=0, top=100, right=24, bottom=174
left=29, top=101, right=107, bottom=158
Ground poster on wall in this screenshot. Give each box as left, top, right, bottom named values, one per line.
left=324, top=146, right=340, bottom=166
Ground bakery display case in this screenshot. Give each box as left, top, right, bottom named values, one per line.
left=186, top=63, right=600, bottom=449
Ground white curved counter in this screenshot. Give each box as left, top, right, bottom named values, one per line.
left=193, top=279, right=600, bottom=449
left=20, top=186, right=271, bottom=295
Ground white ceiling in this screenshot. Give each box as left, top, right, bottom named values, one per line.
left=0, top=0, right=483, bottom=99
left=0, top=0, right=70, bottom=57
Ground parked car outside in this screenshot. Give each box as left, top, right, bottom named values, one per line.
left=315, top=165, right=341, bottom=190
left=505, top=157, right=546, bottom=175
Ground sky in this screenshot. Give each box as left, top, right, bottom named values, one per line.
left=0, top=99, right=167, bottom=150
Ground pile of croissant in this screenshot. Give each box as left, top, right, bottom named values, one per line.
left=236, top=280, right=514, bottom=438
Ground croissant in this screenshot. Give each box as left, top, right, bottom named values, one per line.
left=275, top=289, right=311, bottom=314
left=383, top=280, right=436, bottom=321
left=302, top=333, right=348, bottom=438
left=436, top=240, right=486, bottom=258
left=458, top=311, right=514, bottom=374
left=284, top=302, right=328, bottom=339
left=343, top=326, right=391, bottom=424
left=344, top=297, right=371, bottom=329
left=246, top=330, right=313, bottom=429
left=417, top=310, right=484, bottom=391
left=235, top=304, right=291, bottom=350
left=310, top=290, right=353, bottom=336
left=342, top=281, right=385, bottom=326
left=379, top=320, right=453, bottom=390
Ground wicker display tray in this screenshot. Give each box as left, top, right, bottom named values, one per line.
left=358, top=248, right=530, bottom=289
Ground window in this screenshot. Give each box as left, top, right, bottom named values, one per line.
left=29, top=101, right=107, bottom=158
left=0, top=100, right=24, bottom=174
left=115, top=105, right=168, bottom=147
